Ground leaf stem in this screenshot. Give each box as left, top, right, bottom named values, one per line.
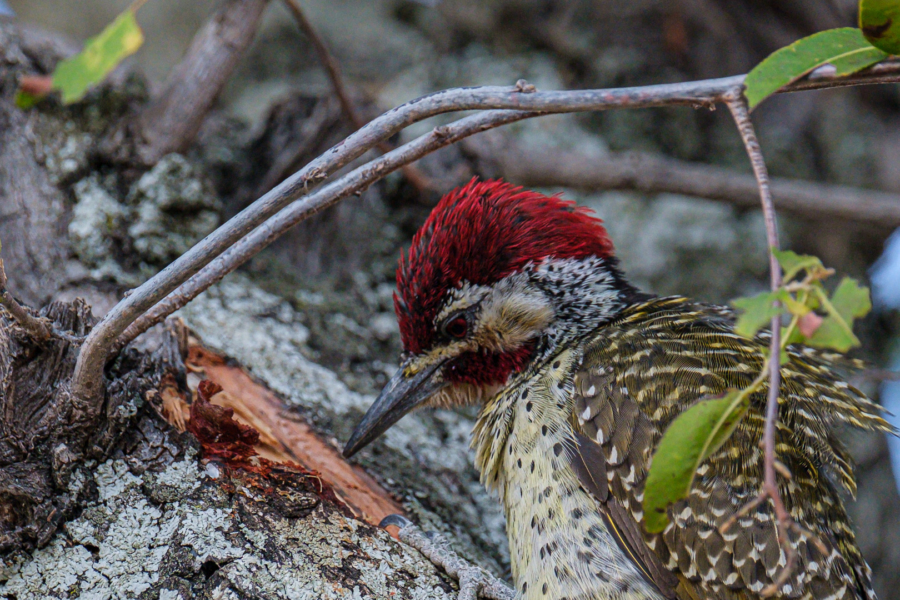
left=779, top=289, right=809, bottom=347
left=726, top=91, right=796, bottom=597
left=812, top=285, right=856, bottom=336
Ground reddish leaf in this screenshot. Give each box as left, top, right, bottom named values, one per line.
left=19, top=75, right=54, bottom=96
left=798, top=312, right=824, bottom=338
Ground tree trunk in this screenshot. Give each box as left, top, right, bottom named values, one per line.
left=0, top=20, right=505, bottom=599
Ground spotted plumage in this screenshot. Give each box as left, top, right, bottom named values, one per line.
left=473, top=296, right=886, bottom=600
left=344, top=179, right=893, bottom=600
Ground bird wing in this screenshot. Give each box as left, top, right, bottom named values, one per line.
left=568, top=297, right=888, bottom=600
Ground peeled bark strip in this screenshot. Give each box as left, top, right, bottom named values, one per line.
left=175, top=278, right=511, bottom=576
left=183, top=345, right=406, bottom=525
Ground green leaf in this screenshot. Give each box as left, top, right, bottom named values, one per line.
left=806, top=278, right=871, bottom=352
left=828, top=43, right=892, bottom=71
left=15, top=90, right=41, bottom=109
left=51, top=10, right=144, bottom=104
left=773, top=249, right=824, bottom=282
left=805, top=317, right=859, bottom=352
left=644, top=391, right=751, bottom=533
left=732, top=291, right=784, bottom=339
left=782, top=325, right=806, bottom=347
left=830, top=277, right=872, bottom=320
left=745, top=28, right=888, bottom=109
left=861, top=0, right=900, bottom=54
left=781, top=293, right=811, bottom=316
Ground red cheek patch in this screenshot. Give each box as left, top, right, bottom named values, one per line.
left=444, top=342, right=536, bottom=387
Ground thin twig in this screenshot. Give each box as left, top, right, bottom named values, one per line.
left=281, top=0, right=360, bottom=131
left=726, top=91, right=808, bottom=598
left=281, top=0, right=432, bottom=192
left=482, top=143, right=900, bottom=229
left=0, top=256, right=52, bottom=343
left=72, top=59, right=900, bottom=407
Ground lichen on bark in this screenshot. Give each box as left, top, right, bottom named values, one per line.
left=2, top=447, right=460, bottom=600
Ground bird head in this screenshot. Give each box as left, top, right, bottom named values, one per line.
left=343, top=178, right=636, bottom=457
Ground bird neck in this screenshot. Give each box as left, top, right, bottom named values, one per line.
left=471, top=257, right=645, bottom=490
left=526, top=256, right=645, bottom=362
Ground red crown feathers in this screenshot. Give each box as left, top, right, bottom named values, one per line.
left=395, top=179, right=615, bottom=354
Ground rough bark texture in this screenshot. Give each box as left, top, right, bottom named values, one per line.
left=1, top=0, right=900, bottom=596
left=1, top=413, right=460, bottom=599
left=0, top=25, right=73, bottom=307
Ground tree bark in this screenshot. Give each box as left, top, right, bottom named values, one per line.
left=0, top=25, right=73, bottom=307
left=0, top=20, right=506, bottom=599
left=136, top=0, right=271, bottom=165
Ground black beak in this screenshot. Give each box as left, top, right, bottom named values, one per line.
left=342, top=360, right=446, bottom=458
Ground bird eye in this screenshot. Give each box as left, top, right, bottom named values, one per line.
left=442, top=315, right=469, bottom=339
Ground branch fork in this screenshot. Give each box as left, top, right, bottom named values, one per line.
left=0, top=255, right=52, bottom=343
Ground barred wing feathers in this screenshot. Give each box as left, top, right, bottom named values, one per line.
left=569, top=297, right=890, bottom=600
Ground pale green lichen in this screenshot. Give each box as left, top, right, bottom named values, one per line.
left=0, top=433, right=459, bottom=599
left=150, top=451, right=203, bottom=500
left=68, top=174, right=134, bottom=284
left=126, top=154, right=221, bottom=265
left=67, top=154, right=223, bottom=286
left=3, top=489, right=177, bottom=599
left=178, top=507, right=246, bottom=568
left=94, top=459, right=143, bottom=501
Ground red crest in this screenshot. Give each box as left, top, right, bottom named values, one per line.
left=395, top=179, right=615, bottom=355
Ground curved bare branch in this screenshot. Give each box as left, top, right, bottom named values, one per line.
left=72, top=59, right=900, bottom=406
left=115, top=109, right=535, bottom=349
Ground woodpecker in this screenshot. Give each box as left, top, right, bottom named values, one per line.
left=343, top=179, right=890, bottom=600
